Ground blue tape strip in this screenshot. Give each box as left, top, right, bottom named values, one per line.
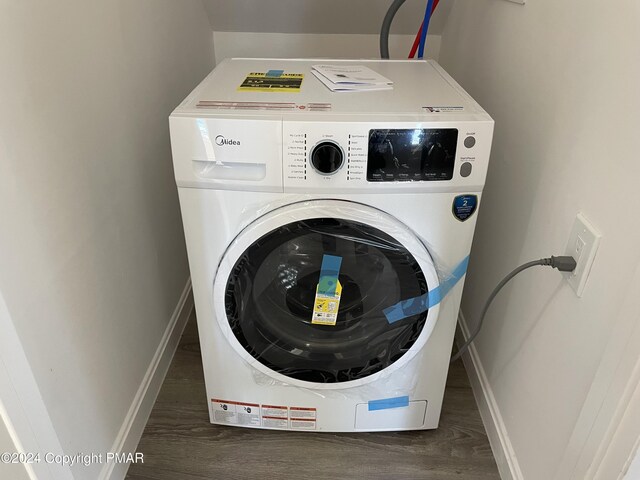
left=383, top=256, right=470, bottom=324
left=368, top=396, right=410, bottom=411
left=266, top=69, right=284, bottom=77
left=318, top=254, right=342, bottom=296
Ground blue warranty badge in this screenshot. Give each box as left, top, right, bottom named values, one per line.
left=452, top=195, right=478, bottom=222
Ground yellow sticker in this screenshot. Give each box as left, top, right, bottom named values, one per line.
left=311, top=281, right=342, bottom=326
left=238, top=72, right=304, bottom=92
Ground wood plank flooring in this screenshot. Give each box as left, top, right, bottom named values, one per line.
left=126, top=313, right=500, bottom=480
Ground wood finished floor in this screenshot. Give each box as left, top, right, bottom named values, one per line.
left=127, top=313, right=500, bottom=480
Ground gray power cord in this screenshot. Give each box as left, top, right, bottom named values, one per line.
left=380, top=0, right=408, bottom=59
left=451, top=256, right=577, bottom=363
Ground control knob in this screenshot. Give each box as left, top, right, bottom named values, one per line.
left=310, top=141, right=344, bottom=175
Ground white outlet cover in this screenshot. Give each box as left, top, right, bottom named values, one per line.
left=564, top=213, right=601, bottom=297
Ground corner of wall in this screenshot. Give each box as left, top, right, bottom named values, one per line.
left=102, top=280, right=194, bottom=480
left=0, top=291, right=73, bottom=480
left=456, top=310, right=523, bottom=480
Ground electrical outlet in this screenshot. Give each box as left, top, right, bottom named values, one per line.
left=564, top=213, right=601, bottom=297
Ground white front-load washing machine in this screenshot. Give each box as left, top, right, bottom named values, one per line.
left=170, top=58, right=493, bottom=432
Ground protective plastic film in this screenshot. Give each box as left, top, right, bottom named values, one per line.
left=225, top=216, right=428, bottom=383
left=214, top=199, right=464, bottom=399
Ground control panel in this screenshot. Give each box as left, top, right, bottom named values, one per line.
left=283, top=121, right=492, bottom=193
left=367, top=129, right=458, bottom=182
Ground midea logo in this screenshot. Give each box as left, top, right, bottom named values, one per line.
left=215, top=135, right=240, bottom=146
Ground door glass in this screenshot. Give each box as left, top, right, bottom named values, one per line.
left=224, top=217, right=429, bottom=383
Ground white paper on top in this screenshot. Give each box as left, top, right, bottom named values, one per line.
left=311, top=70, right=393, bottom=92
left=311, top=65, right=393, bottom=86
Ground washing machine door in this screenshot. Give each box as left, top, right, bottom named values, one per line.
left=213, top=199, right=440, bottom=388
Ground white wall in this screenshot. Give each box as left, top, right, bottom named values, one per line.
left=208, top=0, right=449, bottom=63
left=0, top=1, right=213, bottom=479
left=439, top=0, right=640, bottom=479
left=213, top=32, right=441, bottom=63
left=0, top=415, right=30, bottom=480
left=624, top=447, right=640, bottom=480
left=202, top=0, right=453, bottom=35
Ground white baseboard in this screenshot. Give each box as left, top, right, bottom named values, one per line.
left=101, top=279, right=194, bottom=480
left=456, top=310, right=524, bottom=480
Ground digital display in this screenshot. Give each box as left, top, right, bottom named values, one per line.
left=367, top=129, right=458, bottom=182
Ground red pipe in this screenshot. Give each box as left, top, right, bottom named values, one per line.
left=408, top=0, right=440, bottom=58
left=408, top=25, right=422, bottom=58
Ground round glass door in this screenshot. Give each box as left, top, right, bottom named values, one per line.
left=214, top=200, right=440, bottom=387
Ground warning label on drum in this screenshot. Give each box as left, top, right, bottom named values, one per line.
left=262, top=404, right=288, bottom=418
left=262, top=416, right=289, bottom=428
left=312, top=255, right=343, bottom=326
left=211, top=399, right=261, bottom=426
left=261, top=404, right=288, bottom=429
left=289, top=406, right=317, bottom=430
left=290, top=418, right=316, bottom=429
left=213, top=399, right=317, bottom=429
left=311, top=281, right=342, bottom=326
left=289, top=406, right=317, bottom=419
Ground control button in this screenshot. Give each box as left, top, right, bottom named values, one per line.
left=310, top=141, right=344, bottom=175
left=464, top=136, right=476, bottom=148
left=460, top=162, right=473, bottom=177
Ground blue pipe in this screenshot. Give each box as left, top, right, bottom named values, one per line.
left=418, top=0, right=435, bottom=58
